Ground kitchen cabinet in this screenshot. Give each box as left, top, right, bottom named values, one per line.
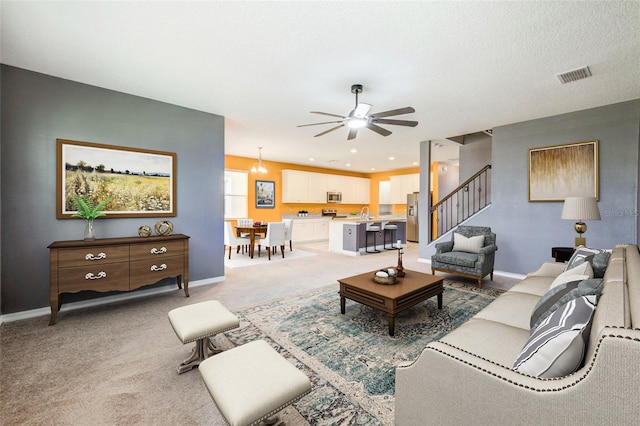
left=342, top=177, right=370, bottom=204
left=390, top=173, right=420, bottom=204
left=327, top=174, right=342, bottom=192
left=307, top=172, right=328, bottom=203
left=313, top=220, right=329, bottom=240
left=290, top=218, right=330, bottom=242
left=282, top=170, right=370, bottom=204
left=282, top=170, right=308, bottom=203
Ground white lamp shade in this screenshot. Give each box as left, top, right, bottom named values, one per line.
left=561, top=197, right=601, bottom=221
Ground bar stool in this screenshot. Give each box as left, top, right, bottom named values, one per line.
left=383, top=222, right=398, bottom=250
left=365, top=222, right=381, bottom=253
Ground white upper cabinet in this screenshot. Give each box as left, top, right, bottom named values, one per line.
left=282, top=170, right=370, bottom=204
left=327, top=174, right=342, bottom=192
left=307, top=172, right=328, bottom=203
left=282, top=170, right=308, bottom=203
left=390, top=173, right=420, bottom=204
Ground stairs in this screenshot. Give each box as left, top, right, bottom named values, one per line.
left=430, top=165, right=491, bottom=242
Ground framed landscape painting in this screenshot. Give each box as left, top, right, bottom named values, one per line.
left=255, top=180, right=275, bottom=208
left=57, top=139, right=177, bottom=218
left=528, top=140, right=599, bottom=202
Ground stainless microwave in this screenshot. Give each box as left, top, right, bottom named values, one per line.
left=327, top=192, right=342, bottom=203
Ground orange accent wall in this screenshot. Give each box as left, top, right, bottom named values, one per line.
left=225, top=155, right=420, bottom=222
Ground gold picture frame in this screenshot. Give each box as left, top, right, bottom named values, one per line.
left=528, top=140, right=599, bottom=202
left=57, top=139, right=177, bottom=218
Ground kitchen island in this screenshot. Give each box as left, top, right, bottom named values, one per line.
left=328, top=217, right=407, bottom=256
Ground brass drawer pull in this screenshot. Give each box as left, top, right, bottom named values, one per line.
left=85, top=271, right=107, bottom=280
left=150, top=247, right=167, bottom=255
left=85, top=252, right=107, bottom=261
left=150, top=263, right=168, bottom=272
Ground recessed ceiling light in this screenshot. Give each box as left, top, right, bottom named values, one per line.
left=388, top=156, right=395, bottom=161
left=309, top=158, right=315, bottom=162
left=345, top=163, right=351, bottom=167
left=412, top=161, right=419, bottom=166
left=350, top=148, right=357, bottom=153
left=370, top=167, right=376, bottom=171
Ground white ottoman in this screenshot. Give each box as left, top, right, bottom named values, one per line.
left=199, top=340, right=312, bottom=426
left=168, top=300, right=240, bottom=374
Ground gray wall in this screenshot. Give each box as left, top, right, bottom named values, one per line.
left=459, top=133, right=492, bottom=182
left=421, top=99, right=640, bottom=274
left=1, top=65, right=225, bottom=314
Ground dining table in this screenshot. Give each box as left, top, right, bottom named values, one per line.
left=235, top=224, right=268, bottom=258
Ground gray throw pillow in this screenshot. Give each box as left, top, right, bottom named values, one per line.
left=530, top=278, right=603, bottom=333
left=565, top=247, right=611, bottom=278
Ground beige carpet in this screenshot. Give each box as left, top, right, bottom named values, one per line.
left=224, top=248, right=317, bottom=268
left=0, top=242, right=518, bottom=425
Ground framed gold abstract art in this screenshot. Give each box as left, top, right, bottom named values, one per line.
left=528, top=140, right=599, bottom=202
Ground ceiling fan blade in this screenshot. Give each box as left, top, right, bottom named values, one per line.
left=373, top=118, right=419, bottom=127
left=366, top=123, right=392, bottom=137
left=310, top=111, right=346, bottom=119
left=347, top=128, right=358, bottom=140
left=353, top=103, right=372, bottom=118
left=314, top=124, right=344, bottom=137
left=370, top=106, right=415, bottom=118
left=297, top=120, right=343, bottom=128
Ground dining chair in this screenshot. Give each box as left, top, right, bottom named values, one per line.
left=237, top=218, right=253, bottom=237
left=257, top=222, right=286, bottom=260
left=224, top=222, right=251, bottom=259
left=283, top=219, right=294, bottom=251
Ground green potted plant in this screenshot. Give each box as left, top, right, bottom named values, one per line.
left=72, top=195, right=111, bottom=240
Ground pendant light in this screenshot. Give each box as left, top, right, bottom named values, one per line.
left=250, top=146, right=267, bottom=173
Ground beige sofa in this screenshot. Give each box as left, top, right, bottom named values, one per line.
left=396, top=244, right=640, bottom=425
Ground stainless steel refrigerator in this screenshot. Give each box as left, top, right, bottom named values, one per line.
left=406, top=193, right=419, bottom=242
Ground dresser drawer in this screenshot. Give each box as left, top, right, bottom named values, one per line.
left=57, top=245, right=129, bottom=267
left=58, top=263, right=130, bottom=293
left=130, top=255, right=184, bottom=289
left=130, top=240, right=185, bottom=261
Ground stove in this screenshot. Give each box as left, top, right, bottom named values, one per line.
left=322, top=208, right=338, bottom=217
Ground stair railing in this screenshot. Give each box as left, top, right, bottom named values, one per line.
left=430, top=165, right=491, bottom=241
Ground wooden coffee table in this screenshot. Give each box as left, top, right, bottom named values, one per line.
left=338, top=268, right=444, bottom=336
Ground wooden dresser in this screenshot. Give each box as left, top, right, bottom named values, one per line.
left=48, top=234, right=189, bottom=325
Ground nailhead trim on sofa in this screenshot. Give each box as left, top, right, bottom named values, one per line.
left=417, top=326, right=640, bottom=392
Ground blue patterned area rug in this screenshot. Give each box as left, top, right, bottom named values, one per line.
left=221, top=280, right=503, bottom=425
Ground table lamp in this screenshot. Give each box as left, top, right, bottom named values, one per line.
left=561, top=196, right=601, bottom=248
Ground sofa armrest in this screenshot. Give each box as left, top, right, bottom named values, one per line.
left=434, top=240, right=454, bottom=254
left=396, top=331, right=640, bottom=426
left=527, top=261, right=566, bottom=278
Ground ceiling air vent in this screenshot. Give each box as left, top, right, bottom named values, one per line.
left=556, top=66, right=592, bottom=84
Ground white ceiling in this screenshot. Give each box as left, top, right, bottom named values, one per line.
left=2, top=1, right=639, bottom=173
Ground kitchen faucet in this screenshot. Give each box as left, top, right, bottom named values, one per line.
left=359, top=206, right=369, bottom=220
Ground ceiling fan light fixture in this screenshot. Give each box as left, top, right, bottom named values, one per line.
left=347, top=118, right=367, bottom=129
left=298, top=84, right=417, bottom=139
left=353, top=102, right=372, bottom=118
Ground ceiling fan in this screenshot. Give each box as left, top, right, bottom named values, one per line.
left=297, top=84, right=418, bottom=140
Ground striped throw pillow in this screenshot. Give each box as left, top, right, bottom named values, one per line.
left=513, top=295, right=597, bottom=378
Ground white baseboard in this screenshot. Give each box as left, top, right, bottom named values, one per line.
left=0, top=276, right=225, bottom=325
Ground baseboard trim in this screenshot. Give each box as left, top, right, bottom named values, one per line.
left=0, top=276, right=225, bottom=325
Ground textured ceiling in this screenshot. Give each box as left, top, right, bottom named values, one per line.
left=2, top=1, right=639, bottom=172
